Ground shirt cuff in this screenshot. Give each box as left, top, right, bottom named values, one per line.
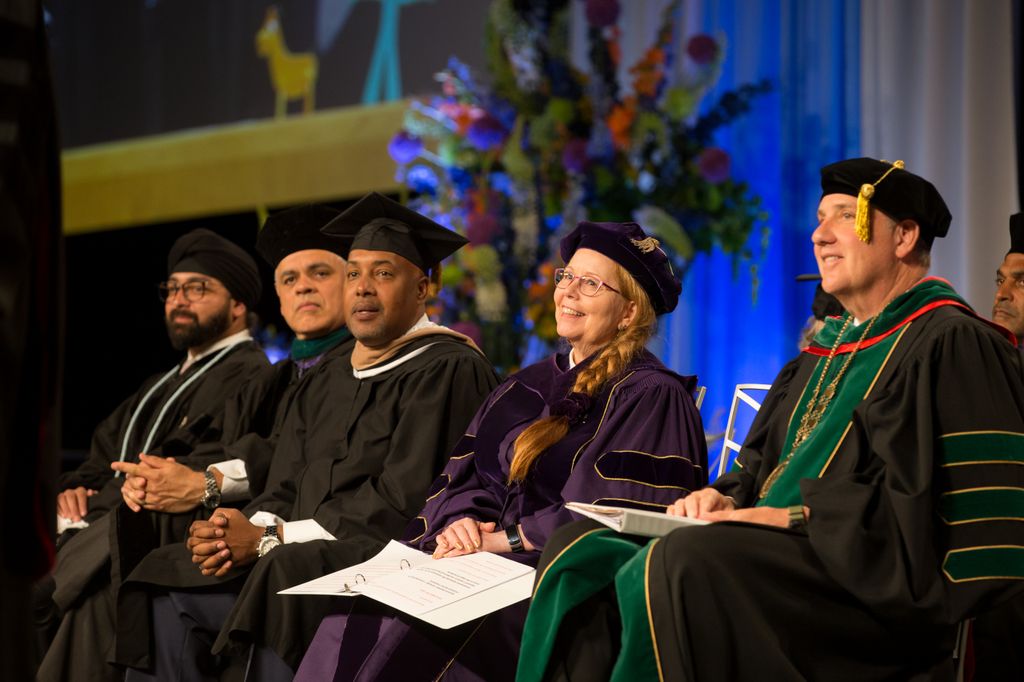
left=57, top=516, right=89, bottom=535
left=249, top=510, right=286, bottom=528
left=281, top=519, right=336, bottom=544
left=208, top=459, right=249, bottom=503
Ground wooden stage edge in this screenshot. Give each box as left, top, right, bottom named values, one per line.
left=61, top=100, right=408, bottom=235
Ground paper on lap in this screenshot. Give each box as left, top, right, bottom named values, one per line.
left=566, top=501, right=708, bottom=537
left=278, top=540, right=535, bottom=629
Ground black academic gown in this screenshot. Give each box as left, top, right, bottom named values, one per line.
left=58, top=340, right=268, bottom=521
left=110, top=337, right=357, bottom=585
left=115, top=334, right=498, bottom=673
left=530, top=302, right=1024, bottom=682
left=36, top=342, right=268, bottom=682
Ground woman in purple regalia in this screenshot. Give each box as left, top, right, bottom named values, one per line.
left=294, top=220, right=708, bottom=681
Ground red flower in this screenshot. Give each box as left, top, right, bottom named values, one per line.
left=687, top=34, right=719, bottom=65
left=698, top=147, right=731, bottom=184
left=585, top=0, right=620, bottom=28
left=450, top=321, right=483, bottom=348
left=562, top=138, right=590, bottom=174
left=466, top=212, right=500, bottom=245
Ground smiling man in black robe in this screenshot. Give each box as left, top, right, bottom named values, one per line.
left=117, top=193, right=499, bottom=680
left=521, top=159, right=1024, bottom=682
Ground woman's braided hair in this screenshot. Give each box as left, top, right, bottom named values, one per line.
left=508, top=263, right=657, bottom=482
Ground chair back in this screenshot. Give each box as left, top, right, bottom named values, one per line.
left=710, top=383, right=771, bottom=480
left=694, top=385, right=707, bottom=410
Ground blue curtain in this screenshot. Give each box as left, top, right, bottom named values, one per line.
left=649, top=0, right=861, bottom=472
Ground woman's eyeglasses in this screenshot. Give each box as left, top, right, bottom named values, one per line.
left=553, top=269, right=621, bottom=297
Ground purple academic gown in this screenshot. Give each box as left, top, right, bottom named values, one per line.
left=295, top=349, right=708, bottom=682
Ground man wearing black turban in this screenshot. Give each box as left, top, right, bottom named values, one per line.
left=36, top=228, right=268, bottom=680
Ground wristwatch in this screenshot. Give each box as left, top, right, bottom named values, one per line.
left=201, top=470, right=221, bottom=510
left=787, top=505, right=807, bottom=531
left=505, top=525, right=525, bottom=553
left=257, top=525, right=281, bottom=558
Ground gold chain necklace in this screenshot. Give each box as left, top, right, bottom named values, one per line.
left=758, top=310, right=883, bottom=500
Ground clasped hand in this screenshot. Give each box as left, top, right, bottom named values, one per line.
left=186, top=508, right=262, bottom=577
left=432, top=518, right=506, bottom=559
left=110, top=453, right=205, bottom=513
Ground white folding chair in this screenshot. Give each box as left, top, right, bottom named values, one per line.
left=694, top=385, right=707, bottom=411
left=710, top=383, right=771, bottom=480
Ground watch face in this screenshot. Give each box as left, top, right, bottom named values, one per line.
left=258, top=535, right=282, bottom=557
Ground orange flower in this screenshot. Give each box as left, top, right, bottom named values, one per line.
left=607, top=98, right=637, bottom=150
left=630, top=48, right=666, bottom=97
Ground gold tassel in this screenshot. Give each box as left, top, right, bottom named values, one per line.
left=855, top=183, right=874, bottom=243
left=428, top=263, right=442, bottom=298
left=854, top=159, right=905, bottom=243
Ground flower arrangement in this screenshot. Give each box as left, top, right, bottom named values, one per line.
left=389, top=0, right=770, bottom=372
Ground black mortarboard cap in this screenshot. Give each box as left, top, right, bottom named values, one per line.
left=256, top=204, right=344, bottom=268
left=167, top=228, right=261, bottom=308
left=820, top=157, right=951, bottom=241
left=1008, top=213, right=1024, bottom=256
left=321, top=192, right=468, bottom=273
left=560, top=221, right=682, bottom=314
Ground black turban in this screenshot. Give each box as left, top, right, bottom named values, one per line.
left=167, top=228, right=261, bottom=308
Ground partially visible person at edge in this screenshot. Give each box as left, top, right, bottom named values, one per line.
left=992, top=212, right=1024, bottom=345
left=518, top=158, right=1024, bottom=682
left=795, top=274, right=844, bottom=351
left=970, top=210, right=1024, bottom=681
left=294, top=220, right=708, bottom=682
left=116, top=193, right=499, bottom=680
left=1, top=1, right=62, bottom=679
left=36, top=228, right=268, bottom=679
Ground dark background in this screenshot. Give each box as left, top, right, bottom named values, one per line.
left=50, top=0, right=488, bottom=453
left=47, top=0, right=489, bottom=148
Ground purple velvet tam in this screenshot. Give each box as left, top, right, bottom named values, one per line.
left=820, top=157, right=951, bottom=239
left=560, top=221, right=682, bottom=314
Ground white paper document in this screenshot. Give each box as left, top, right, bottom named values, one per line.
left=278, top=540, right=430, bottom=595
left=566, top=501, right=708, bottom=537
left=278, top=540, right=536, bottom=629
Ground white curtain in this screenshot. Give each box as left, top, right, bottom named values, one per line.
left=860, top=0, right=1019, bottom=313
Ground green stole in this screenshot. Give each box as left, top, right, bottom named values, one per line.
left=757, top=278, right=970, bottom=508
left=290, top=326, right=351, bottom=361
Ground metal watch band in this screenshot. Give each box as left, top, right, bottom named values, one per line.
left=257, top=524, right=281, bottom=558
left=202, top=470, right=221, bottom=510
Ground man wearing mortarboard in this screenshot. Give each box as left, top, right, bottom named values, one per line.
left=115, top=194, right=499, bottom=680
left=518, top=159, right=1024, bottom=681
left=992, top=213, right=1024, bottom=346
left=35, top=228, right=269, bottom=679
left=38, top=205, right=362, bottom=681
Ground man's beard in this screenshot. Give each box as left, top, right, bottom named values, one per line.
left=166, top=306, right=232, bottom=351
